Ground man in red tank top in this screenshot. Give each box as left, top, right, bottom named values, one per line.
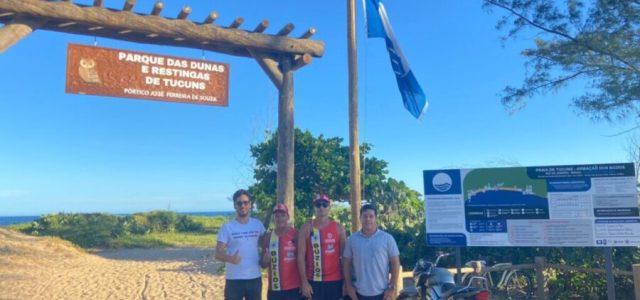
left=261, top=203, right=302, bottom=300
left=297, top=194, right=347, bottom=300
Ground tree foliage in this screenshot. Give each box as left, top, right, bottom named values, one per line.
left=249, top=129, right=356, bottom=225
left=248, top=129, right=420, bottom=220
left=248, top=129, right=426, bottom=263
left=484, top=0, right=640, bottom=121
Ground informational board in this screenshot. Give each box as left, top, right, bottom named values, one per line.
left=423, top=163, right=640, bottom=247
left=66, top=44, right=229, bottom=106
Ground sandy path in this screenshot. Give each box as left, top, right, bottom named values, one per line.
left=0, top=229, right=226, bottom=300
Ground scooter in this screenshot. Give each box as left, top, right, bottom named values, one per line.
left=397, top=252, right=491, bottom=300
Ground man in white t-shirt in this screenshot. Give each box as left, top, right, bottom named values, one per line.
left=215, top=189, right=266, bottom=300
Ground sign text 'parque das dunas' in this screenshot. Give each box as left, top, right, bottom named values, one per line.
left=66, top=44, right=229, bottom=106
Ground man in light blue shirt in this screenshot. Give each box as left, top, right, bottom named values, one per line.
left=343, top=204, right=400, bottom=300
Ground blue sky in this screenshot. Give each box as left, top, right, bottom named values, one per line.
left=0, top=1, right=633, bottom=216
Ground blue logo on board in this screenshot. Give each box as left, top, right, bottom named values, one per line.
left=424, top=169, right=461, bottom=195
left=432, top=173, right=453, bottom=192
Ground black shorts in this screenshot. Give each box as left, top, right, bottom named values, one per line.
left=308, top=280, right=342, bottom=300
left=224, top=277, right=262, bottom=300
left=267, top=288, right=303, bottom=300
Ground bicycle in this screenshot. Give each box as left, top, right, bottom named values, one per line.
left=460, top=258, right=533, bottom=300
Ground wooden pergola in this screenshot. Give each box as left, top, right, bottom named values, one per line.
left=0, top=0, right=326, bottom=221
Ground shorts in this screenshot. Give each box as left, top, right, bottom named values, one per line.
left=267, top=288, right=303, bottom=300
left=224, top=277, right=262, bottom=300
left=308, top=280, right=342, bottom=300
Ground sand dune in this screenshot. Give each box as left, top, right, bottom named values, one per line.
left=0, top=228, right=226, bottom=300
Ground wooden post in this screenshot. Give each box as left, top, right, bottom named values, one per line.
left=633, top=264, right=640, bottom=299
left=535, top=256, right=547, bottom=299
left=603, top=247, right=616, bottom=300
left=277, top=56, right=295, bottom=221
left=0, top=17, right=43, bottom=53
left=249, top=49, right=283, bottom=88
left=347, top=0, right=361, bottom=232
left=455, top=247, right=462, bottom=284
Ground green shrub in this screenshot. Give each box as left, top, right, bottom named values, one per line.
left=189, top=215, right=228, bottom=233
left=176, top=214, right=203, bottom=232
left=15, top=212, right=227, bottom=249
left=22, top=213, right=123, bottom=248
left=130, top=211, right=182, bottom=233
left=143, top=211, right=178, bottom=233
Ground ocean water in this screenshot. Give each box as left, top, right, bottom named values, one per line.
left=0, top=216, right=40, bottom=227
left=0, top=211, right=234, bottom=227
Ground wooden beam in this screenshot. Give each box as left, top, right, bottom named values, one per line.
left=277, top=56, right=295, bottom=222
left=277, top=23, right=294, bottom=36
left=203, top=12, right=218, bottom=24
left=229, top=17, right=243, bottom=29
left=151, top=1, right=163, bottom=16
left=123, top=0, right=136, bottom=12
left=0, top=16, right=44, bottom=53
left=0, top=0, right=325, bottom=58
left=299, top=27, right=316, bottom=39
left=291, top=53, right=311, bottom=71
left=249, top=49, right=283, bottom=88
left=177, top=6, right=190, bottom=20
left=253, top=20, right=268, bottom=33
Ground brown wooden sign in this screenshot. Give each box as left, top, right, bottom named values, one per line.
left=66, top=44, right=229, bottom=106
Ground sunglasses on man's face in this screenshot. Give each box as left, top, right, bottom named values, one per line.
left=235, top=201, right=251, bottom=207
left=314, top=202, right=329, bottom=208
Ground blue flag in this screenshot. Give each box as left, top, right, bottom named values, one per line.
left=363, top=0, right=428, bottom=119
